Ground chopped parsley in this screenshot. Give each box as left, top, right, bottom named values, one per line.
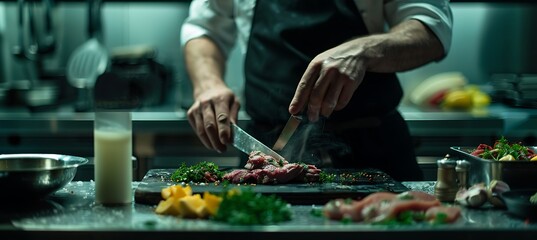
left=170, top=161, right=223, bottom=183
left=213, top=188, right=292, bottom=225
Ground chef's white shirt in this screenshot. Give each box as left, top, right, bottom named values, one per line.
left=181, top=0, right=453, bottom=59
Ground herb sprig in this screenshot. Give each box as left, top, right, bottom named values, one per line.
left=479, top=136, right=533, bottom=161
left=170, top=161, right=223, bottom=183
left=213, top=188, right=292, bottom=225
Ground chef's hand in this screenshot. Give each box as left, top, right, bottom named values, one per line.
left=187, top=86, right=240, bottom=153
left=288, top=40, right=368, bottom=122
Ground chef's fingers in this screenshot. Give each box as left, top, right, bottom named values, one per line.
left=308, top=62, right=338, bottom=122
left=214, top=95, right=233, bottom=145
left=229, top=96, right=241, bottom=124
left=335, top=67, right=365, bottom=111
left=187, top=102, right=212, bottom=150
left=320, top=72, right=345, bottom=118
left=289, top=61, right=321, bottom=115
left=200, top=99, right=226, bottom=153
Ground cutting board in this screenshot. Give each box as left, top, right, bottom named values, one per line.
left=134, top=169, right=409, bottom=205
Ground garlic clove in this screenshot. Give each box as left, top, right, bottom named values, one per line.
left=487, top=180, right=510, bottom=208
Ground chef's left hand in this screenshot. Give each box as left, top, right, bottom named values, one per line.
left=288, top=41, right=367, bottom=122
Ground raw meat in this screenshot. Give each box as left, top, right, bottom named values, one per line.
left=223, top=151, right=321, bottom=184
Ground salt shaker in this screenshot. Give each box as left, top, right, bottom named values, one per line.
left=456, top=160, right=470, bottom=189
left=94, top=111, right=133, bottom=205
left=434, top=155, right=458, bottom=202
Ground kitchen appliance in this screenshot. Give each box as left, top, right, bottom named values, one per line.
left=450, top=146, right=537, bottom=189
left=108, top=45, right=170, bottom=107
left=491, top=74, right=537, bottom=108
left=0, top=153, right=88, bottom=201
left=232, top=123, right=285, bottom=161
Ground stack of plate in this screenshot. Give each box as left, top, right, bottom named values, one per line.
left=491, top=74, right=537, bottom=108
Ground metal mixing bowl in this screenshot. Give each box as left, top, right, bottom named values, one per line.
left=0, top=154, right=88, bottom=200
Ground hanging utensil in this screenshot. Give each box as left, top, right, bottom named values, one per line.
left=66, top=0, right=109, bottom=111
left=12, top=0, right=56, bottom=61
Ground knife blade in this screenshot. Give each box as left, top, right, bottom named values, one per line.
left=272, top=115, right=302, bottom=151
left=231, top=123, right=285, bottom=161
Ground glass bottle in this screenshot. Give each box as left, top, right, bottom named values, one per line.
left=94, top=111, right=132, bottom=205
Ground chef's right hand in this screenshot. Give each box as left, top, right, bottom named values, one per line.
left=187, top=86, right=241, bottom=153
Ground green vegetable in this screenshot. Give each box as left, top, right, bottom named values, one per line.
left=319, top=172, right=336, bottom=183
left=431, top=212, right=448, bottom=225
left=310, top=208, right=323, bottom=217
left=213, top=188, right=292, bottom=225
left=480, top=136, right=531, bottom=161
left=170, top=161, right=223, bottom=183
left=530, top=192, right=537, bottom=205
left=373, top=210, right=427, bottom=226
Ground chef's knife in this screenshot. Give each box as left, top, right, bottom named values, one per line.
left=231, top=123, right=285, bottom=161
left=272, top=115, right=302, bottom=151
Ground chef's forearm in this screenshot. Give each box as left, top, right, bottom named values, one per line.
left=357, top=19, right=445, bottom=73
left=184, top=37, right=228, bottom=98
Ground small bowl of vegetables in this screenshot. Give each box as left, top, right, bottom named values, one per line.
left=451, top=137, right=537, bottom=189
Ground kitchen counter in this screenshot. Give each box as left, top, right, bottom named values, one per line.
left=2, top=103, right=536, bottom=181
left=1, top=181, right=536, bottom=240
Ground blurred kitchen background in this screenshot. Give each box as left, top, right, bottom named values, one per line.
left=0, top=0, right=536, bottom=181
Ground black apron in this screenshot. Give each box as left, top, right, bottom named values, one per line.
left=242, top=0, right=423, bottom=181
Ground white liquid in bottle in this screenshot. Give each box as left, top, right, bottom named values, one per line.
left=94, top=128, right=133, bottom=205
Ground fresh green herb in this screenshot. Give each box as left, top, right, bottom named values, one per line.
left=170, top=161, right=223, bottom=183
left=341, top=216, right=352, bottom=224
left=530, top=192, right=537, bottom=205
left=310, top=207, right=323, bottom=217
left=373, top=210, right=427, bottom=226
left=213, top=188, right=292, bottom=225
left=319, top=171, right=390, bottom=184
left=479, top=136, right=532, bottom=161
left=431, top=212, right=448, bottom=225
left=142, top=220, right=157, bottom=229
left=319, top=172, right=336, bottom=183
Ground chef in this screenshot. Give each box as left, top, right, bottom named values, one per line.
left=181, top=0, right=453, bottom=181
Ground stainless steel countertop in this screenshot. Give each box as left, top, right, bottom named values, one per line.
left=1, top=181, right=536, bottom=240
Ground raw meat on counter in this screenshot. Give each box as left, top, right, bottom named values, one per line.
left=323, top=191, right=461, bottom=224
left=223, top=151, right=321, bottom=184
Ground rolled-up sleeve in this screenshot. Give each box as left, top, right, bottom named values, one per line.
left=181, top=0, right=237, bottom=58
left=384, top=0, right=453, bottom=55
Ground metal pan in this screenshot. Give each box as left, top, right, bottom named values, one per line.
left=500, top=189, right=537, bottom=220
left=0, top=154, right=88, bottom=201
left=450, top=146, right=537, bottom=189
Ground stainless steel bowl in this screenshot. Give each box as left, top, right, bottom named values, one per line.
left=450, top=146, right=537, bottom=189
left=0, top=154, right=88, bottom=200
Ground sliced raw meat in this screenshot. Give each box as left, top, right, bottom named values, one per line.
left=223, top=151, right=321, bottom=184
left=425, top=206, right=461, bottom=223
left=367, top=199, right=441, bottom=223
left=322, top=191, right=460, bottom=224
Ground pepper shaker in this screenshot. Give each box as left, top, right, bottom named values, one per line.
left=434, top=155, right=458, bottom=202
left=456, top=160, right=470, bottom=189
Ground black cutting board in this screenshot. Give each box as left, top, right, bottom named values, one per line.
left=134, top=168, right=409, bottom=205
